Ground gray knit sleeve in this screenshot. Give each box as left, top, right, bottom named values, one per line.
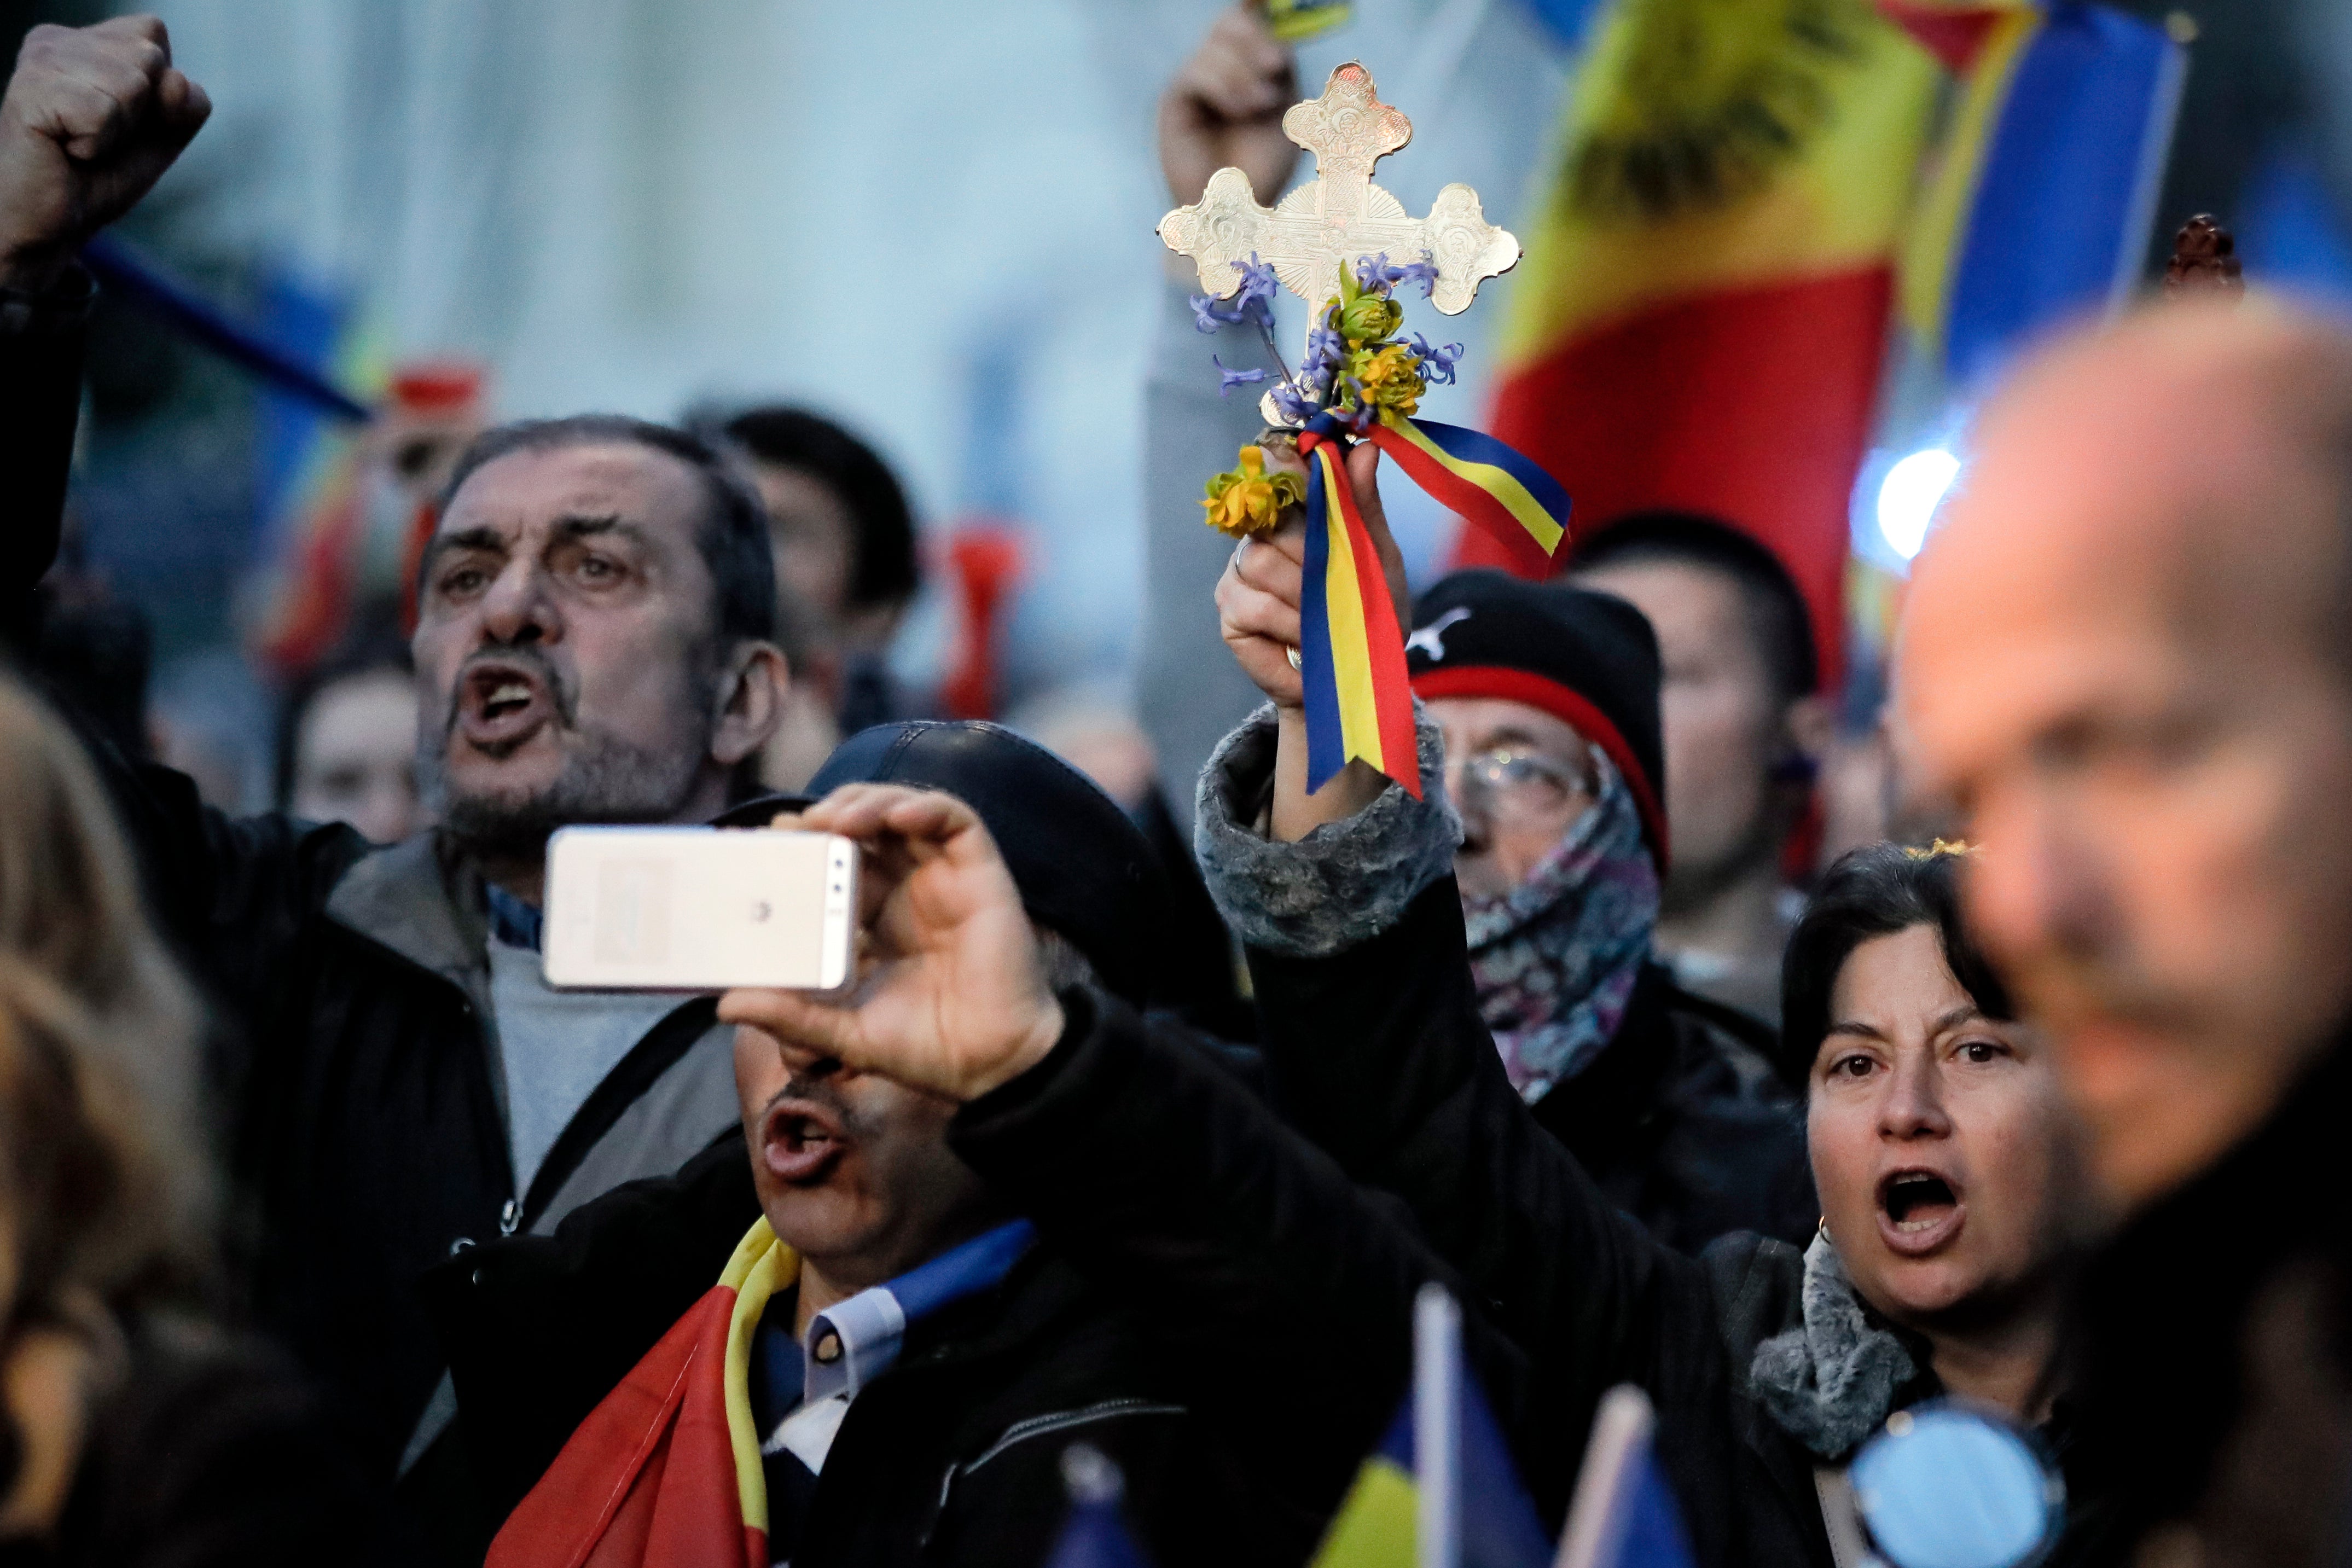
left=1190, top=702, right=1461, bottom=959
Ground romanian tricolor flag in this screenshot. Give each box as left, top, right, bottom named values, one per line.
left=488, top=1221, right=794, bottom=1568
left=1888, top=0, right=2187, bottom=384
left=1469, top=0, right=1942, bottom=687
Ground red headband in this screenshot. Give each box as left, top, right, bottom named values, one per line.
left=1410, top=664, right=1670, bottom=874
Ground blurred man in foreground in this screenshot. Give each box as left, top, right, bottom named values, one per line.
left=0, top=19, right=792, bottom=1518
left=1900, top=299, right=2352, bottom=1566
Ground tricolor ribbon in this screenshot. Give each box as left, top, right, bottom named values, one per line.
left=1294, top=411, right=1572, bottom=795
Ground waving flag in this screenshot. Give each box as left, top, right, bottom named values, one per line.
left=1887, top=0, right=2188, bottom=385
left=1470, top=0, right=1941, bottom=688
left=1309, top=1286, right=1552, bottom=1568
left=489, top=1222, right=794, bottom=1568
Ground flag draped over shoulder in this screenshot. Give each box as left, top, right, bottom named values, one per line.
left=1469, top=0, right=1941, bottom=688
left=488, top=1221, right=795, bottom=1568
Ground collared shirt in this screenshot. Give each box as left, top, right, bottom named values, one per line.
left=750, top=1219, right=1036, bottom=1491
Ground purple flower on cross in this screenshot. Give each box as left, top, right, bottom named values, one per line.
left=1230, top=254, right=1280, bottom=327
left=1190, top=292, right=1245, bottom=334
left=1213, top=355, right=1269, bottom=397
left=1392, top=255, right=1439, bottom=299
left=1268, top=378, right=1320, bottom=425
left=1300, top=323, right=1348, bottom=386
left=1410, top=333, right=1466, bottom=385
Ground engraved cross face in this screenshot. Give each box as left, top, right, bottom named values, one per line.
left=1159, top=62, right=1521, bottom=346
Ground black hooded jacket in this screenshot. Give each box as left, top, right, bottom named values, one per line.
left=0, top=286, right=771, bottom=1486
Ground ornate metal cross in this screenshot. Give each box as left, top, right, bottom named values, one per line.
left=1158, top=62, right=1520, bottom=351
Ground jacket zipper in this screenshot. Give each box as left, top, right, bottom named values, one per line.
left=921, top=1398, right=1187, bottom=1548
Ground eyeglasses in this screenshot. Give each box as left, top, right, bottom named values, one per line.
left=1448, top=745, right=1600, bottom=826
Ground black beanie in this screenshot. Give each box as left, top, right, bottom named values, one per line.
left=793, top=721, right=1168, bottom=1006
left=1404, top=569, right=1669, bottom=872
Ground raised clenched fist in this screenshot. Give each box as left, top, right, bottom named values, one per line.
left=0, top=17, right=210, bottom=290
left=1158, top=5, right=1298, bottom=210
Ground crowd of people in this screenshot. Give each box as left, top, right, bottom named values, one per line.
left=0, top=9, right=2341, bottom=1568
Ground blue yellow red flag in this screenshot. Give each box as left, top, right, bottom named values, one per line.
left=1888, top=0, right=2188, bottom=384
left=1473, top=0, right=1942, bottom=692
left=1370, top=412, right=1571, bottom=578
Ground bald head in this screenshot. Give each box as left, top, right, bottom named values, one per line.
left=1898, top=300, right=2352, bottom=1218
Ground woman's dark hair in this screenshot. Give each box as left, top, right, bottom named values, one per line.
left=721, top=405, right=920, bottom=611
left=1778, top=844, right=2016, bottom=1087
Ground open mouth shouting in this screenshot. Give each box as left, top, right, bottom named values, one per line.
left=456, top=658, right=559, bottom=754
left=1877, top=1168, right=1965, bottom=1257
left=760, top=1095, right=850, bottom=1187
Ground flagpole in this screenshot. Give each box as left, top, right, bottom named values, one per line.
left=1415, top=1284, right=1460, bottom=1568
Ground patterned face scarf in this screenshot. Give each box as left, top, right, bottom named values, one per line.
left=1462, top=747, right=1660, bottom=1103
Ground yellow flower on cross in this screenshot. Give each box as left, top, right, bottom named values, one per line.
left=1201, top=444, right=1307, bottom=538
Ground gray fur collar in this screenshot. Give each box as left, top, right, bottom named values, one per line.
left=1191, top=703, right=1461, bottom=959
left=1749, top=1234, right=1919, bottom=1459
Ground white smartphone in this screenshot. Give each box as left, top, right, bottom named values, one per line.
left=542, top=826, right=857, bottom=992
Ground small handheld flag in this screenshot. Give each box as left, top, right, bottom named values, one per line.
left=1554, top=1386, right=1696, bottom=1568
left=1309, top=1285, right=1553, bottom=1568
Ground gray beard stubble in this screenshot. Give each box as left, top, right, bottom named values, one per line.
left=417, top=644, right=718, bottom=861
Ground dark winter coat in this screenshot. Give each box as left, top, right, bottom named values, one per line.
left=0, top=279, right=746, bottom=1482
left=0, top=1313, right=381, bottom=1568
left=426, top=1123, right=1375, bottom=1568
left=1183, top=717, right=2110, bottom=1567
left=1193, top=705, right=1817, bottom=1253
left=2063, top=1032, right=2352, bottom=1567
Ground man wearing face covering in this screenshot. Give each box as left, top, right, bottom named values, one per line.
left=1204, top=550, right=1815, bottom=1251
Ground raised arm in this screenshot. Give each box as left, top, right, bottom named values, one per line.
left=1200, top=457, right=1711, bottom=1379
left=0, top=23, right=359, bottom=1067
left=1139, top=6, right=1306, bottom=829
left=0, top=18, right=208, bottom=629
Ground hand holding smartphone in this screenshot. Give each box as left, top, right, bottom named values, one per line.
left=542, top=826, right=857, bottom=992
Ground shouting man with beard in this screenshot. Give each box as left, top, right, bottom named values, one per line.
left=0, top=19, right=788, bottom=1535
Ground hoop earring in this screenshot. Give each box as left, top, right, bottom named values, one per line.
left=1816, top=1215, right=1831, bottom=1242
